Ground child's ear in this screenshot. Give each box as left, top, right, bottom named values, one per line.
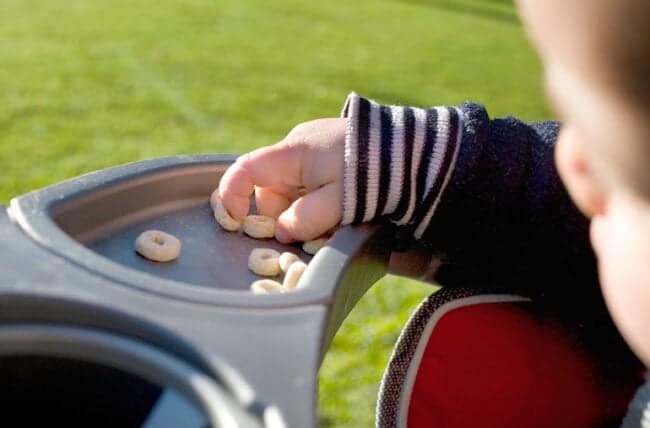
left=555, top=125, right=607, bottom=218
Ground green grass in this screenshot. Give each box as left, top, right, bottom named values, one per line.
left=0, top=0, right=550, bottom=425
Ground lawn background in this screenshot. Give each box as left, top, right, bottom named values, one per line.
left=0, top=0, right=551, bottom=425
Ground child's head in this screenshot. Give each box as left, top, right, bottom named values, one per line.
left=517, top=0, right=650, bottom=365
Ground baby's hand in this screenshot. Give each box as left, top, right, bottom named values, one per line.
left=218, top=118, right=346, bottom=243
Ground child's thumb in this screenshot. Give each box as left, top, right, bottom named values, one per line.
left=274, top=183, right=342, bottom=243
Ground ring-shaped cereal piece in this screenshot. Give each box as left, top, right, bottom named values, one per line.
left=135, top=230, right=181, bottom=262
left=282, top=260, right=307, bottom=290
left=250, top=279, right=283, bottom=294
left=248, top=248, right=281, bottom=276
left=213, top=197, right=242, bottom=232
left=209, top=188, right=221, bottom=209
left=243, top=215, right=276, bottom=239
left=278, top=252, right=301, bottom=272
left=302, top=238, right=328, bottom=255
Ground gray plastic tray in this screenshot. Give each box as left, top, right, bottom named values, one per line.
left=85, top=190, right=311, bottom=292
left=3, top=154, right=394, bottom=427
left=10, top=155, right=386, bottom=309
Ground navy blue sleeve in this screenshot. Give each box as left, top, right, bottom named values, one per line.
left=423, top=102, right=598, bottom=300
left=424, top=103, right=640, bottom=372
left=341, top=93, right=597, bottom=300
left=341, top=94, right=638, bottom=375
left=341, top=93, right=642, bottom=376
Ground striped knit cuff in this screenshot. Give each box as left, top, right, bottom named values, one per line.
left=340, top=92, right=463, bottom=239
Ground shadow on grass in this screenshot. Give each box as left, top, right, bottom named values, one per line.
left=319, top=415, right=337, bottom=428
left=393, top=0, right=519, bottom=24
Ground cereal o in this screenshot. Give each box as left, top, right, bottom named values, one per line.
left=278, top=252, right=301, bottom=272
left=248, top=248, right=281, bottom=276
left=283, top=261, right=307, bottom=290
left=209, top=189, right=220, bottom=209
left=135, top=230, right=181, bottom=262
left=243, top=215, right=276, bottom=239
left=302, top=238, right=328, bottom=255
left=250, top=279, right=283, bottom=294
left=213, top=198, right=242, bottom=232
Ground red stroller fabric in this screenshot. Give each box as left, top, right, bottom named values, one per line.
left=377, top=288, right=642, bottom=427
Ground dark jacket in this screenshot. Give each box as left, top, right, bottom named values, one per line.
left=341, top=92, right=644, bottom=426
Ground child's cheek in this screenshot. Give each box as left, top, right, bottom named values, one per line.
left=591, top=211, right=650, bottom=366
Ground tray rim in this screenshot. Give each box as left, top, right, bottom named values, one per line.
left=8, top=154, right=382, bottom=309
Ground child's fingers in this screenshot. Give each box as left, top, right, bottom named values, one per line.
left=257, top=182, right=302, bottom=201
left=254, top=186, right=292, bottom=218
left=274, top=183, right=342, bottom=243
left=219, top=142, right=305, bottom=220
